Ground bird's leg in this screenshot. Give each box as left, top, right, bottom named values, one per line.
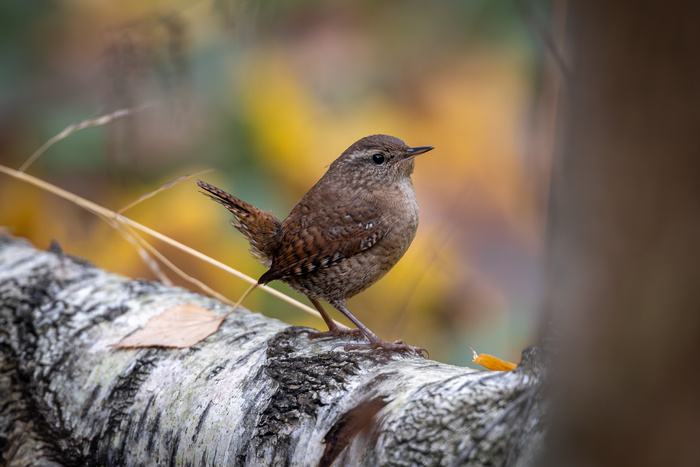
left=298, top=298, right=364, bottom=338
left=329, top=301, right=427, bottom=357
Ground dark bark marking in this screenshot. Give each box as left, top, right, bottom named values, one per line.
left=146, top=411, right=162, bottom=454
left=455, top=371, right=505, bottom=392
left=0, top=272, right=90, bottom=466
left=320, top=396, right=389, bottom=467
left=250, top=327, right=377, bottom=464
left=205, top=360, right=230, bottom=381
left=231, top=366, right=268, bottom=462
left=103, top=352, right=160, bottom=433
left=0, top=343, right=86, bottom=466
left=230, top=340, right=267, bottom=369
left=236, top=452, right=248, bottom=465
left=123, top=279, right=162, bottom=298
left=46, top=242, right=95, bottom=270
left=168, top=429, right=182, bottom=467
left=136, top=393, right=157, bottom=439
left=116, top=416, right=139, bottom=464
left=72, top=303, right=130, bottom=339
left=223, top=330, right=258, bottom=346
left=192, top=400, right=214, bottom=442
left=83, top=350, right=162, bottom=464
left=81, top=385, right=103, bottom=419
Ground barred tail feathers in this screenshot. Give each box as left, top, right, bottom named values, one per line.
left=197, top=180, right=281, bottom=266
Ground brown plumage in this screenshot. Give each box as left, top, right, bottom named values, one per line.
left=198, top=134, right=434, bottom=354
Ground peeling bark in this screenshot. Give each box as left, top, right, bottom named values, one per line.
left=0, top=236, right=545, bottom=466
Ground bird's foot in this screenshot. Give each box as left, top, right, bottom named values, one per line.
left=332, top=339, right=428, bottom=358
left=298, top=326, right=364, bottom=339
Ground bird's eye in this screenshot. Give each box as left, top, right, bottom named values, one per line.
left=371, top=153, right=385, bottom=165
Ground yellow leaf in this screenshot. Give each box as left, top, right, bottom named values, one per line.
left=470, top=348, right=517, bottom=371
left=112, top=304, right=225, bottom=349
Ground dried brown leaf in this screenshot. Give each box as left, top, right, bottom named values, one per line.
left=112, top=304, right=225, bottom=349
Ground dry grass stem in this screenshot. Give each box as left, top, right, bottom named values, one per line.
left=119, top=220, right=235, bottom=305
left=111, top=217, right=173, bottom=285
left=226, top=282, right=259, bottom=317
left=118, top=171, right=212, bottom=214
left=0, top=164, right=325, bottom=322
left=19, top=108, right=144, bottom=173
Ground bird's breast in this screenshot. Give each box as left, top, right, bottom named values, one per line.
left=372, top=180, right=420, bottom=262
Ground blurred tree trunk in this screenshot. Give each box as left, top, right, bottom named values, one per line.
left=544, top=1, right=700, bottom=466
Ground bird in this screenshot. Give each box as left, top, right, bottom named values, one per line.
left=197, top=134, right=434, bottom=355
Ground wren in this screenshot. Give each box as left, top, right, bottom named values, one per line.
left=197, top=134, right=434, bottom=355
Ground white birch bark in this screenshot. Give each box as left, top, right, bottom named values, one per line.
left=0, top=235, right=545, bottom=466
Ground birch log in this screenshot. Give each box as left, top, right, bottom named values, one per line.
left=0, top=235, right=545, bottom=466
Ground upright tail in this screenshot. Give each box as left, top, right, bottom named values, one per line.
left=197, top=180, right=281, bottom=267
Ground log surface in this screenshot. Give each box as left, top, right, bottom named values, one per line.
left=0, top=236, right=545, bottom=466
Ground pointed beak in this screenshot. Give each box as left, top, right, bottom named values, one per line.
left=403, top=145, right=435, bottom=160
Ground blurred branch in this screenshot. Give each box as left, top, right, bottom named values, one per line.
left=512, top=0, right=569, bottom=82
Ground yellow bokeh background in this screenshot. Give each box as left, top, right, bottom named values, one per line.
left=0, top=1, right=551, bottom=364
